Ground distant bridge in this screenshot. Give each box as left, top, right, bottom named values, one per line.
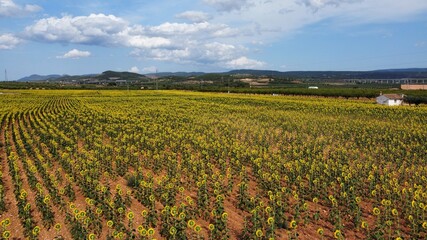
left=344, top=78, right=427, bottom=84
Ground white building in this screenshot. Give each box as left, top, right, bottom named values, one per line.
left=376, top=94, right=404, bottom=106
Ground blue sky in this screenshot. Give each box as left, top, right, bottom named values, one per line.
left=1, top=0, right=427, bottom=80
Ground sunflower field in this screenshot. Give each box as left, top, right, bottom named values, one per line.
left=0, top=90, right=426, bottom=239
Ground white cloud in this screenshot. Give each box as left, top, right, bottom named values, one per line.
left=0, top=0, right=41, bottom=17
left=57, top=49, right=91, bottom=59
left=24, top=14, right=128, bottom=45
left=23, top=14, right=237, bottom=49
left=298, top=0, right=362, bottom=11
left=129, top=66, right=140, bottom=73
left=131, top=41, right=262, bottom=70
left=0, top=33, right=22, bottom=49
left=203, top=0, right=427, bottom=45
left=22, top=13, right=254, bottom=67
left=175, top=11, right=212, bottom=22
left=329, top=0, right=427, bottom=24
left=202, top=42, right=242, bottom=62
left=126, top=35, right=172, bottom=49
left=226, top=56, right=265, bottom=69
left=152, top=42, right=241, bottom=63
left=132, top=48, right=191, bottom=62
left=279, top=64, right=288, bottom=70
left=142, top=66, right=157, bottom=73
left=203, top=0, right=250, bottom=12
left=147, top=22, right=237, bottom=38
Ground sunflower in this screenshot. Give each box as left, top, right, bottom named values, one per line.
left=141, top=210, right=148, bottom=217
left=96, top=208, right=103, bottom=215
left=107, top=220, right=114, bottom=228
left=140, top=228, right=147, bottom=236
left=194, top=225, right=202, bottom=233
left=169, top=227, right=177, bottom=236
left=2, top=231, right=11, bottom=239
left=24, top=203, right=31, bottom=212
left=267, top=217, right=275, bottom=226
left=127, top=211, right=135, bottom=220
left=381, top=199, right=387, bottom=206
left=170, top=207, right=178, bottom=217
left=54, top=223, right=61, bottom=231
left=69, top=203, right=76, bottom=210
left=289, top=220, right=297, bottom=229
left=391, top=208, right=398, bottom=216
left=148, top=228, right=155, bottom=236
left=333, top=229, right=342, bottom=239
left=117, top=207, right=124, bottom=214
left=361, top=221, right=368, bottom=229
left=255, top=229, right=263, bottom=237
left=187, top=219, right=196, bottom=228
left=1, top=218, right=10, bottom=227
left=32, top=226, right=40, bottom=236
left=355, top=197, right=361, bottom=204
left=372, top=207, right=380, bottom=216
left=87, top=233, right=96, bottom=240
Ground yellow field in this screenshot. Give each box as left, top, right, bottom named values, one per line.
left=0, top=90, right=426, bottom=239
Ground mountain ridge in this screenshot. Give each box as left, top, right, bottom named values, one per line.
left=19, top=74, right=64, bottom=81
left=17, top=68, right=427, bottom=81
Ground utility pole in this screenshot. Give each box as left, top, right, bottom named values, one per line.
left=127, top=79, right=129, bottom=93
left=156, top=68, right=158, bottom=90
left=4, top=69, right=8, bottom=81
left=226, top=76, right=230, bottom=93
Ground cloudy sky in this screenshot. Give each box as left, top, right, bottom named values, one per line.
left=1, top=0, right=427, bottom=79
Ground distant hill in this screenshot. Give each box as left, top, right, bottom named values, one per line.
left=18, top=68, right=427, bottom=82
left=18, top=74, right=64, bottom=81
left=95, top=71, right=146, bottom=80
left=18, top=71, right=148, bottom=82
left=145, top=72, right=205, bottom=78
left=226, top=69, right=284, bottom=76
left=373, top=68, right=427, bottom=73
left=224, top=68, right=427, bottom=79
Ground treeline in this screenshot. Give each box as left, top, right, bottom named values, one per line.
left=404, top=95, right=427, bottom=105
left=199, top=87, right=382, bottom=99
left=2, top=81, right=427, bottom=104
left=198, top=87, right=427, bottom=102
